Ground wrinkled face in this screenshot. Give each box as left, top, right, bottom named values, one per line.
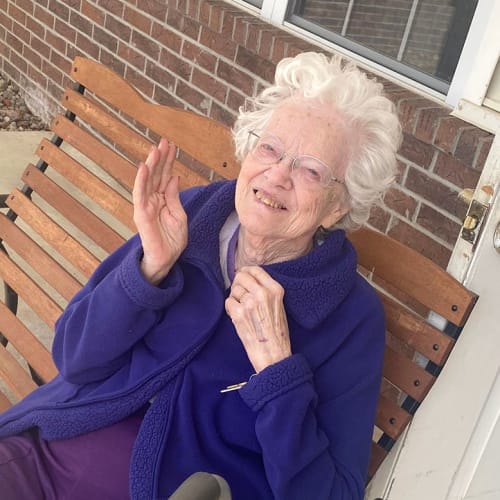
left=235, top=100, right=350, bottom=248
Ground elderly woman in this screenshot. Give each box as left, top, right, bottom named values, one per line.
left=0, top=52, right=401, bottom=499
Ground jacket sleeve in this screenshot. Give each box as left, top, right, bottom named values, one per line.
left=52, top=234, right=185, bottom=384
left=52, top=186, right=203, bottom=385
left=239, top=297, right=385, bottom=500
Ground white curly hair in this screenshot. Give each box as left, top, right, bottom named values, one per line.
left=232, top=52, right=402, bottom=232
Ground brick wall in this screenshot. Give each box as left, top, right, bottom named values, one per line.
left=0, top=0, right=493, bottom=269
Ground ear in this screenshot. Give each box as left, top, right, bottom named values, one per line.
left=319, top=190, right=350, bottom=229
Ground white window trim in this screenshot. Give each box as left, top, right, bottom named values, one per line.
left=257, top=0, right=500, bottom=131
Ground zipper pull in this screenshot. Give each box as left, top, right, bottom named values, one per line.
left=220, top=381, right=247, bottom=393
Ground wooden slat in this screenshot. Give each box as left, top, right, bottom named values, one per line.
left=368, top=443, right=388, bottom=479
left=380, top=293, right=454, bottom=365
left=36, top=139, right=135, bottom=231
left=22, top=165, right=125, bottom=254
left=348, top=227, right=477, bottom=326
left=62, top=89, right=209, bottom=191
left=71, top=56, right=239, bottom=180
left=0, top=213, right=81, bottom=301
left=6, top=189, right=99, bottom=279
left=375, top=394, right=412, bottom=440
left=0, top=250, right=62, bottom=329
left=0, top=302, right=57, bottom=383
left=383, top=347, right=435, bottom=402
left=51, top=113, right=137, bottom=192
left=0, top=344, right=39, bottom=399
left=0, top=391, right=12, bottom=412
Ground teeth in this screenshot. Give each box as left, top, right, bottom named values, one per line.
left=255, top=190, right=285, bottom=209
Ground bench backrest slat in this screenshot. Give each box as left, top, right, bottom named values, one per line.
left=5, top=189, right=99, bottom=279
left=0, top=56, right=477, bottom=483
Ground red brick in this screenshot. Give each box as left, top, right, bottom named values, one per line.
left=82, top=0, right=104, bottom=25
left=414, top=106, right=451, bottom=144
left=50, top=49, right=71, bottom=74
left=176, top=80, right=209, bottom=113
left=118, top=42, right=145, bottom=70
left=10, top=50, right=28, bottom=73
left=367, top=204, right=391, bottom=233
left=124, top=6, right=151, bottom=34
left=70, top=11, right=93, bottom=35
left=48, top=0, right=69, bottom=21
left=474, top=136, right=493, bottom=172
left=236, top=46, right=275, bottom=83
left=146, top=59, right=176, bottom=90
left=6, top=31, right=22, bottom=54
left=13, top=21, right=30, bottom=44
left=104, top=15, right=131, bottom=43
left=433, top=152, right=480, bottom=190
left=98, top=0, right=123, bottom=17
left=124, top=66, right=154, bottom=98
left=16, top=0, right=34, bottom=15
left=99, top=50, right=125, bottom=76
left=75, top=32, right=99, bottom=59
left=416, top=204, right=461, bottom=246
left=192, top=68, right=227, bottom=103
left=388, top=219, right=451, bottom=269
left=259, top=29, right=275, bottom=59
left=31, top=34, right=51, bottom=59
left=26, top=16, right=45, bottom=39
left=232, top=16, right=249, bottom=46
left=23, top=45, right=42, bottom=68
left=226, top=89, right=246, bottom=113
left=152, top=22, right=182, bottom=53
left=95, top=25, right=118, bottom=52
left=181, top=40, right=216, bottom=73
left=397, top=97, right=436, bottom=134
left=210, top=101, right=236, bottom=128
left=34, top=5, right=54, bottom=29
left=42, top=59, right=64, bottom=86
left=28, top=64, right=47, bottom=88
left=0, top=12, right=13, bottom=31
left=270, top=34, right=297, bottom=65
left=405, top=167, right=466, bottom=220
left=384, top=187, right=418, bottom=219
left=7, top=4, right=26, bottom=24
left=131, top=31, right=160, bottom=60
left=217, top=60, right=254, bottom=95
left=220, top=7, right=246, bottom=38
left=399, top=132, right=435, bottom=169
left=153, top=84, right=181, bottom=108
left=45, top=31, right=66, bottom=54
left=140, top=0, right=167, bottom=20
left=55, top=18, right=76, bottom=43
left=159, top=49, right=192, bottom=82
left=186, top=0, right=201, bottom=19
left=434, top=116, right=470, bottom=154
left=208, top=2, right=224, bottom=32
left=455, top=127, right=492, bottom=169
left=199, top=26, right=237, bottom=60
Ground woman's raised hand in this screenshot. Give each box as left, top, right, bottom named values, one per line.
left=132, top=138, right=188, bottom=285
left=225, top=266, right=292, bottom=373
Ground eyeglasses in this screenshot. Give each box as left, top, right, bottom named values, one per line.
left=247, top=131, right=344, bottom=188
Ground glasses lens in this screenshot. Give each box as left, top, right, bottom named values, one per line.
left=252, top=136, right=283, bottom=164
left=295, top=156, right=331, bottom=185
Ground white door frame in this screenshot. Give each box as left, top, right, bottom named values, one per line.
left=366, top=133, right=500, bottom=499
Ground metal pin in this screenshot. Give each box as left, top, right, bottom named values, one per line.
left=220, top=382, right=247, bottom=393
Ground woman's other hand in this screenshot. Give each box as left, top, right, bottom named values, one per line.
left=132, top=138, right=188, bottom=285
left=225, top=266, right=292, bottom=373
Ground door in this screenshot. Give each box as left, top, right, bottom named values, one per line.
left=366, top=133, right=500, bottom=499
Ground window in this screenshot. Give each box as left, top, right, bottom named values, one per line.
left=287, top=0, right=478, bottom=94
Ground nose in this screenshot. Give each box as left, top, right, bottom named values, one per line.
left=265, top=155, right=294, bottom=188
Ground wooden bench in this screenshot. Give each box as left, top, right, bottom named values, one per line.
left=0, top=56, right=477, bottom=482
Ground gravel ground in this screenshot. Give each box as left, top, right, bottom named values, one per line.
left=0, top=73, right=49, bottom=132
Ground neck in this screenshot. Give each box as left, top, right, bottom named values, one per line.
left=235, top=227, right=314, bottom=270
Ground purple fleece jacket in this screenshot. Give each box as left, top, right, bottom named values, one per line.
left=0, top=180, right=385, bottom=499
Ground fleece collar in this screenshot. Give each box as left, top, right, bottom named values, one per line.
left=181, top=181, right=357, bottom=329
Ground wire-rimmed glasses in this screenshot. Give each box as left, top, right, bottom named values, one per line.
left=247, top=131, right=344, bottom=188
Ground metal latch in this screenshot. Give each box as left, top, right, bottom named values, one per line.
left=459, top=185, right=494, bottom=247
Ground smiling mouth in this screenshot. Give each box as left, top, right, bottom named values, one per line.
left=254, top=189, right=287, bottom=210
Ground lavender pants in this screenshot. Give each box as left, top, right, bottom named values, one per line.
left=0, top=413, right=143, bottom=500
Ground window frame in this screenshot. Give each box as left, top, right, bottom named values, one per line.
left=255, top=0, right=500, bottom=130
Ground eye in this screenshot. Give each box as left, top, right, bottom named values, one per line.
left=257, top=142, right=280, bottom=159
left=297, top=158, right=325, bottom=182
